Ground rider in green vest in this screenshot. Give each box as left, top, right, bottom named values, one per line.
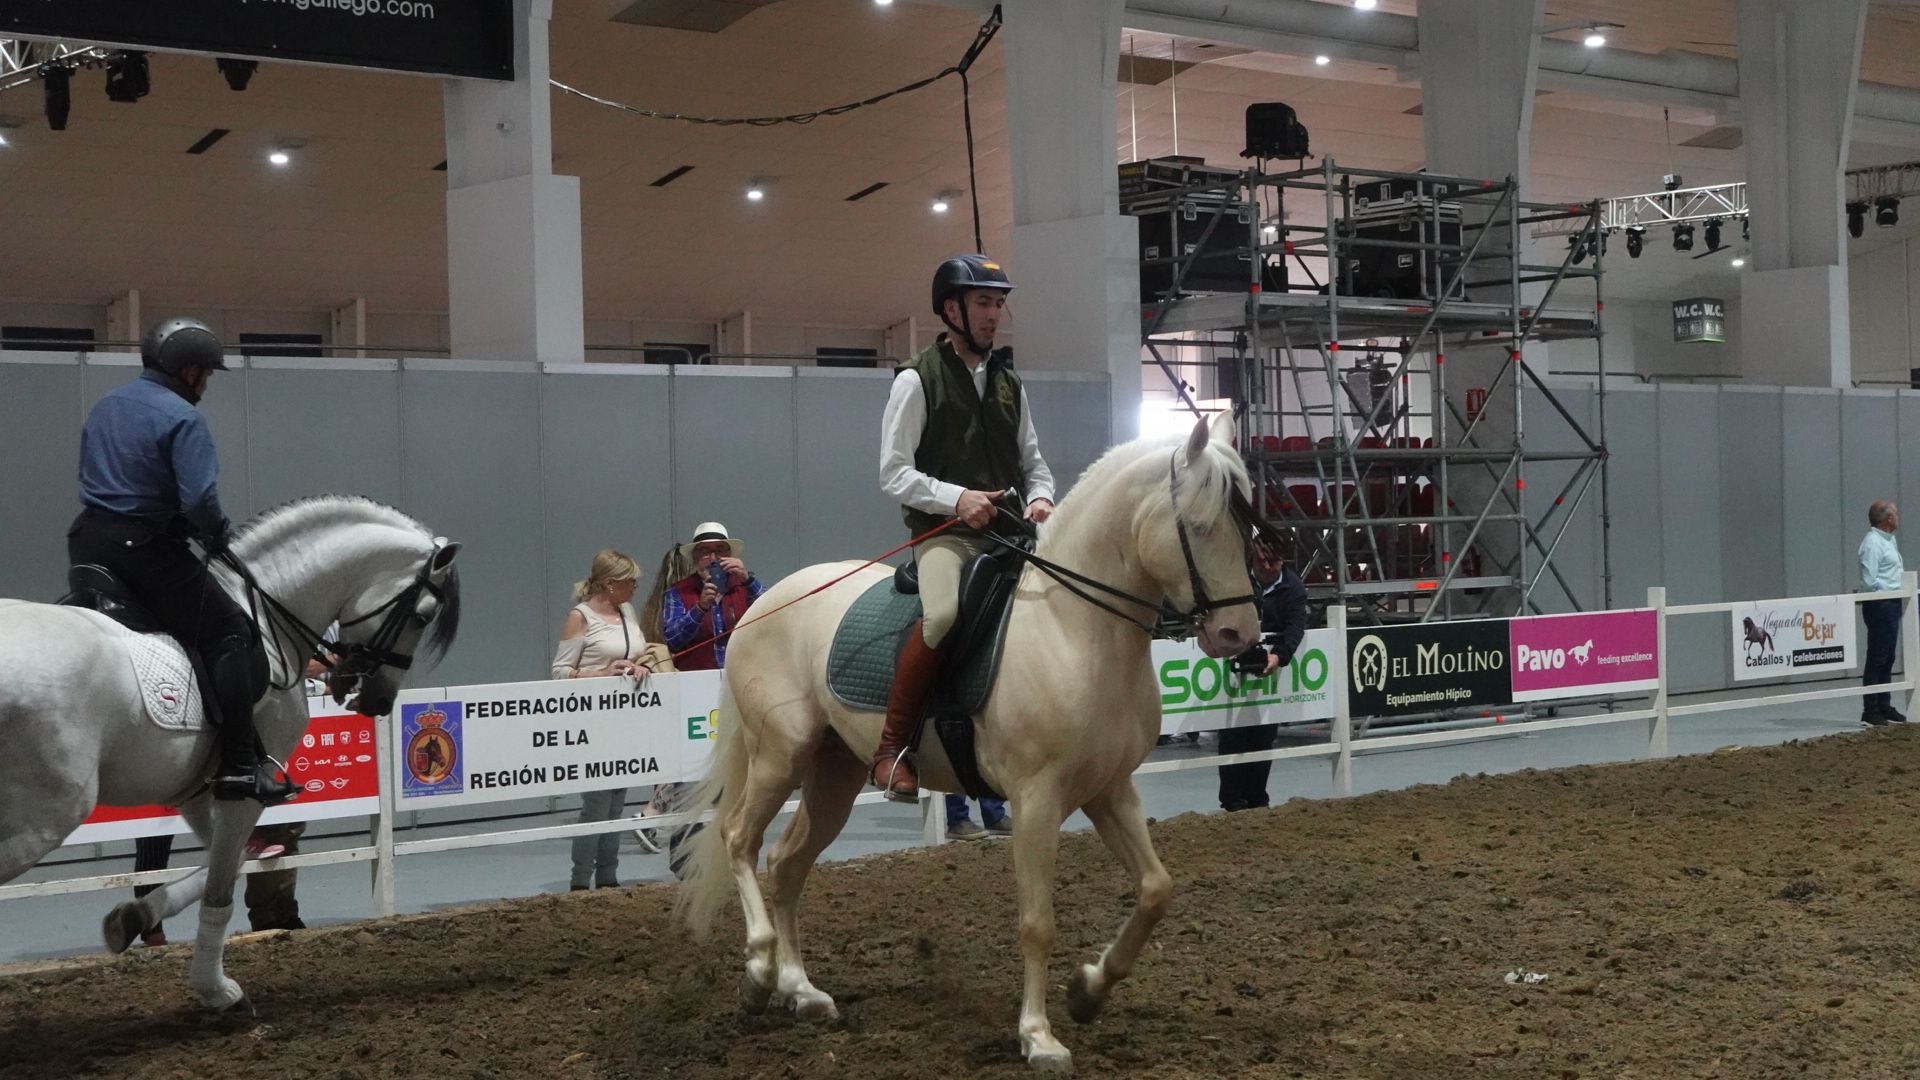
left=873, top=255, right=1056, bottom=800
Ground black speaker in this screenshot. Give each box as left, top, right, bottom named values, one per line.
left=1243, top=103, right=1310, bottom=160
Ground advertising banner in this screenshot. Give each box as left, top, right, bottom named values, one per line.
left=393, top=675, right=695, bottom=810
left=1507, top=609, right=1659, bottom=702
left=1152, top=629, right=1338, bottom=734
left=4, top=0, right=513, bottom=81
left=1346, top=620, right=1512, bottom=717
left=64, top=700, right=377, bottom=845
left=1729, top=596, right=1855, bottom=681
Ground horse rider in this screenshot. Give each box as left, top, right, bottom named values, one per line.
left=67, top=317, right=297, bottom=804
left=872, top=254, right=1056, bottom=801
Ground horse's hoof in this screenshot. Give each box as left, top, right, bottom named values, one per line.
left=1065, top=964, right=1106, bottom=1025
left=1024, top=1044, right=1074, bottom=1074
left=102, top=903, right=145, bottom=955
left=791, top=989, right=839, bottom=1024
left=222, top=993, right=255, bottom=1019
left=738, top=972, right=774, bottom=1015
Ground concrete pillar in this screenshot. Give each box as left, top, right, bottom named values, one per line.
left=443, top=0, right=584, bottom=364
left=1416, top=0, right=1545, bottom=606
left=1002, top=0, right=1141, bottom=442
left=1736, top=0, right=1867, bottom=387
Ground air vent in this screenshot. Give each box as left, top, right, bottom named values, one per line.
left=650, top=164, right=695, bottom=187
left=846, top=181, right=888, bottom=202
left=186, top=128, right=230, bottom=154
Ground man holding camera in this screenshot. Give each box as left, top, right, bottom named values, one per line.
left=662, top=521, right=764, bottom=672
left=1216, top=542, right=1309, bottom=812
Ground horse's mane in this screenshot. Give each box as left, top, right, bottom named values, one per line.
left=231, top=495, right=460, bottom=667
left=1051, top=431, right=1248, bottom=530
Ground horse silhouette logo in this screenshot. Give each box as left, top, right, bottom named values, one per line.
left=400, top=701, right=464, bottom=796
left=1741, top=616, right=1774, bottom=657
left=1569, top=640, right=1593, bottom=665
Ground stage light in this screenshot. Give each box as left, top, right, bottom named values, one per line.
left=217, top=58, right=258, bottom=92
left=104, top=51, right=150, bottom=103
left=1672, top=223, right=1694, bottom=252
left=1876, top=195, right=1900, bottom=228
left=1848, top=201, right=1867, bottom=238
left=1568, top=234, right=1588, bottom=265
left=1625, top=226, right=1644, bottom=258
left=40, top=61, right=73, bottom=131
left=1703, top=218, right=1722, bottom=250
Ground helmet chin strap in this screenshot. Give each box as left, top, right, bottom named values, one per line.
left=942, top=302, right=992, bottom=357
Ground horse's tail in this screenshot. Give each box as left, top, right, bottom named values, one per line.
left=672, top=678, right=747, bottom=941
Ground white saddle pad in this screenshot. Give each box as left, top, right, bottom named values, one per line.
left=122, top=629, right=207, bottom=731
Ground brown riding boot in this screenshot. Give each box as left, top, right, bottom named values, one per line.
left=873, top=620, right=942, bottom=802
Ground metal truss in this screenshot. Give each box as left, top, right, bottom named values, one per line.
left=0, top=39, right=110, bottom=95
left=1127, top=158, right=1613, bottom=624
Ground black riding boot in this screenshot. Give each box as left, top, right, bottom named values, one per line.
left=207, top=638, right=297, bottom=805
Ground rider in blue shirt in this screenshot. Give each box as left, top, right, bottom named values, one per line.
left=67, top=318, right=297, bottom=804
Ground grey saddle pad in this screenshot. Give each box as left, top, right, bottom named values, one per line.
left=826, top=576, right=1007, bottom=714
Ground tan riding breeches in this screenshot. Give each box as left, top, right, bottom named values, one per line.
left=915, top=534, right=987, bottom=649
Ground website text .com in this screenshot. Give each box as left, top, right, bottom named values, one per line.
left=249, top=0, right=438, bottom=19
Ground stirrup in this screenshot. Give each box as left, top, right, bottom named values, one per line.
left=873, top=750, right=919, bottom=804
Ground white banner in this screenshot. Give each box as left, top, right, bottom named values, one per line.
left=1729, top=595, right=1857, bottom=682
left=1152, top=628, right=1339, bottom=734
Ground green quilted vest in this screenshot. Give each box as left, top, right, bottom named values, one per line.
left=900, top=337, right=1025, bottom=534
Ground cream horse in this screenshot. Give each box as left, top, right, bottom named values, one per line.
left=677, top=412, right=1260, bottom=1071
left=0, top=497, right=460, bottom=1013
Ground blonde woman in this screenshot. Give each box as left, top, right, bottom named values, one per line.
left=552, top=549, right=669, bottom=890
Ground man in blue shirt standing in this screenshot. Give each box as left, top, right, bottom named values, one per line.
left=66, top=317, right=296, bottom=803
left=1858, top=499, right=1907, bottom=726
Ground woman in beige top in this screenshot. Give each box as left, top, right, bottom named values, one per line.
left=553, top=549, right=656, bottom=891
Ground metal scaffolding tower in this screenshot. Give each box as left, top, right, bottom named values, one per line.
left=1126, top=157, right=1612, bottom=623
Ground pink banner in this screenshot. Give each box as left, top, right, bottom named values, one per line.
left=1508, top=610, right=1659, bottom=702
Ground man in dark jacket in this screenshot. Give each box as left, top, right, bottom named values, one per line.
left=1217, top=542, right=1310, bottom=812
left=67, top=318, right=295, bottom=804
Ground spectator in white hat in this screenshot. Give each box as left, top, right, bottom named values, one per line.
left=661, top=521, right=764, bottom=672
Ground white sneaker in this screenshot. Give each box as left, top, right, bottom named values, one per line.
left=946, top=818, right=988, bottom=842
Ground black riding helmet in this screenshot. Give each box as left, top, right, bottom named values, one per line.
left=931, top=254, right=1014, bottom=355
left=141, top=317, right=228, bottom=377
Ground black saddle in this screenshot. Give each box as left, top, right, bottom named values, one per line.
left=917, top=528, right=1035, bottom=802
left=59, top=564, right=168, bottom=634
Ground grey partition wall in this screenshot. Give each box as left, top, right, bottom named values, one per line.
left=1717, top=387, right=1787, bottom=605
left=539, top=365, right=675, bottom=644
left=0, top=357, right=85, bottom=603
left=1839, top=391, right=1900, bottom=583
left=245, top=359, right=404, bottom=511
left=1781, top=390, right=1845, bottom=599
left=1022, top=372, right=1110, bottom=496
left=1601, top=385, right=1665, bottom=609
left=670, top=368, right=800, bottom=584
left=1655, top=385, right=1727, bottom=691
left=794, top=368, right=903, bottom=569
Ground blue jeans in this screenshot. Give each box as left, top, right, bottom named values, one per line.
left=1862, top=598, right=1904, bottom=711
left=945, top=793, right=1007, bottom=826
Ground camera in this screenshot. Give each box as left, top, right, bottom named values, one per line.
left=706, top=559, right=728, bottom=596
left=1229, top=644, right=1269, bottom=677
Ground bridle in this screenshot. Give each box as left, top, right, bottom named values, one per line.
left=979, top=448, right=1265, bottom=640
left=213, top=547, right=447, bottom=696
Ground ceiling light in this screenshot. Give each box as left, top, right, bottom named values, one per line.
left=217, top=57, right=258, bottom=92
left=40, top=61, right=73, bottom=132
left=746, top=186, right=766, bottom=202
left=875, top=0, right=894, bottom=5
left=0, top=133, right=9, bottom=147
left=1672, top=223, right=1694, bottom=252
left=1730, top=256, right=1745, bottom=268
left=1261, top=223, right=1279, bottom=237
left=931, top=198, right=949, bottom=214
left=1876, top=194, right=1900, bottom=228
left=1703, top=218, right=1722, bottom=250
left=1848, top=201, right=1867, bottom=238
left=1583, top=28, right=1607, bottom=48
left=268, top=150, right=291, bottom=166
left=1625, top=226, right=1644, bottom=259
left=1314, top=55, right=1331, bottom=66
left=1354, top=0, right=1377, bottom=8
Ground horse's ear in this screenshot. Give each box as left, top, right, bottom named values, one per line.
left=430, top=540, right=461, bottom=574
left=1183, top=414, right=1210, bottom=465
left=1208, top=408, right=1235, bottom=446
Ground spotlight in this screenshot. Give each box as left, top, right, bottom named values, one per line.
left=1703, top=218, right=1722, bottom=250
left=0, top=132, right=9, bottom=148
left=875, top=0, right=894, bottom=5
left=104, top=50, right=150, bottom=103
left=1314, top=55, right=1331, bottom=66
left=39, top=61, right=73, bottom=132
left=1261, top=223, right=1279, bottom=237
left=746, top=185, right=765, bottom=202
left=1672, top=223, right=1694, bottom=252
left=217, top=57, right=258, bottom=92
left=1848, top=201, right=1867, bottom=238
left=1741, top=216, right=1749, bottom=241
left=268, top=150, right=290, bottom=166
left=1876, top=195, right=1900, bottom=228
left=1625, top=225, right=1644, bottom=259
left=1568, top=234, right=1588, bottom=265
left=1583, top=27, right=1607, bottom=48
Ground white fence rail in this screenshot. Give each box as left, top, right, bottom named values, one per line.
left=5, top=574, right=1914, bottom=915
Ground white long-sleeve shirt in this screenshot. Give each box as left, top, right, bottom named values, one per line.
left=878, top=364, right=1055, bottom=519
